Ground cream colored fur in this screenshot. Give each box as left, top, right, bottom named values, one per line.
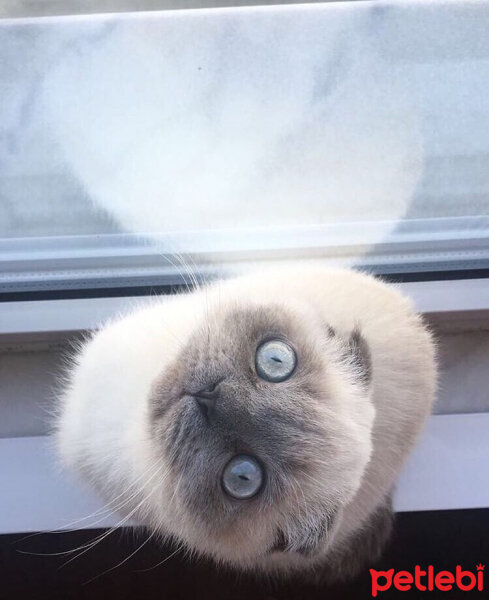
left=56, top=266, right=436, bottom=578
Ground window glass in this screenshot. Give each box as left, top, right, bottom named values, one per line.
left=1, top=0, right=489, bottom=292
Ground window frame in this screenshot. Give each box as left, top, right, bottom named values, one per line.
left=2, top=276, right=489, bottom=342
left=2, top=216, right=489, bottom=296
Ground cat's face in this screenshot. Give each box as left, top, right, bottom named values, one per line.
left=148, top=302, right=374, bottom=568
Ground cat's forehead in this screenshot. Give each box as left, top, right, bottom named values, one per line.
left=173, top=301, right=323, bottom=386
left=201, top=303, right=303, bottom=348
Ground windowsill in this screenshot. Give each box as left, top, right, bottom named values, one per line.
left=2, top=277, right=489, bottom=346
left=0, top=413, right=487, bottom=535
left=1, top=277, right=489, bottom=532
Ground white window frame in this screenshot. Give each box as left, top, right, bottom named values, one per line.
left=2, top=217, right=489, bottom=294
left=2, top=276, right=489, bottom=339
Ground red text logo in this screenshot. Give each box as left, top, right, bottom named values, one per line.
left=370, top=564, right=484, bottom=596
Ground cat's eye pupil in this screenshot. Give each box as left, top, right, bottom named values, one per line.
left=255, top=340, right=297, bottom=383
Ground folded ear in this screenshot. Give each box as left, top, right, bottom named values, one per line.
left=272, top=507, right=341, bottom=557
left=347, top=327, right=372, bottom=389
left=325, top=323, right=372, bottom=389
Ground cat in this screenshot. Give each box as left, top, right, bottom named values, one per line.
left=56, top=266, right=436, bottom=582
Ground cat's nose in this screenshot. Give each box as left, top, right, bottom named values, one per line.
left=194, top=382, right=221, bottom=422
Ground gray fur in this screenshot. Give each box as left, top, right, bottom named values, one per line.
left=317, top=496, right=394, bottom=583
left=150, top=305, right=372, bottom=561
left=348, top=327, right=372, bottom=388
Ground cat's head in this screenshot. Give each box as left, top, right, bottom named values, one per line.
left=147, top=299, right=374, bottom=568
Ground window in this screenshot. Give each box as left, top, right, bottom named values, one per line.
left=1, top=3, right=489, bottom=593
left=1, top=0, right=489, bottom=296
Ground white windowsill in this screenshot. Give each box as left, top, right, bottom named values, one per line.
left=2, top=277, right=489, bottom=340
left=1, top=278, right=488, bottom=533
left=0, top=413, right=487, bottom=535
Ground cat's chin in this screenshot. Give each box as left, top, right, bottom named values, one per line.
left=150, top=499, right=345, bottom=575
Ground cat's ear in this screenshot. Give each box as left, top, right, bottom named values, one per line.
left=272, top=506, right=341, bottom=557
left=346, top=326, right=372, bottom=389
left=326, top=323, right=372, bottom=389
left=326, top=324, right=372, bottom=389
left=325, top=324, right=336, bottom=338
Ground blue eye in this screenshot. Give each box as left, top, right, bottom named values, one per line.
left=255, top=340, right=297, bottom=383
left=222, top=455, right=264, bottom=499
